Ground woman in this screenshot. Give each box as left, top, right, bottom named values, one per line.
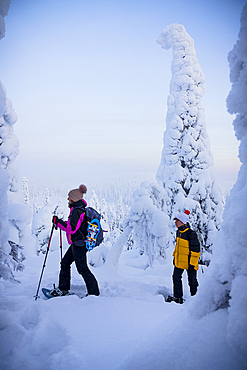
left=49, top=184, right=100, bottom=297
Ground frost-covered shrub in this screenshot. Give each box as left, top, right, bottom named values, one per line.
left=8, top=240, right=25, bottom=272
left=32, top=203, right=66, bottom=254
left=8, top=202, right=35, bottom=258
left=8, top=203, right=32, bottom=237
left=127, top=181, right=170, bottom=267
left=87, top=243, right=110, bottom=268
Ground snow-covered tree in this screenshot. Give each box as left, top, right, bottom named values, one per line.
left=192, top=5, right=247, bottom=365
left=116, top=196, right=124, bottom=232
left=100, top=198, right=108, bottom=223
left=156, top=24, right=223, bottom=257
left=33, top=197, right=41, bottom=214
left=0, top=0, right=17, bottom=281
left=108, top=203, right=116, bottom=233
left=0, top=82, right=19, bottom=192
left=109, top=205, right=120, bottom=244
left=44, top=188, right=50, bottom=206
left=0, top=0, right=10, bottom=40
left=89, top=189, right=100, bottom=211
left=0, top=166, right=13, bottom=280
left=22, top=176, right=30, bottom=206
left=100, top=198, right=110, bottom=243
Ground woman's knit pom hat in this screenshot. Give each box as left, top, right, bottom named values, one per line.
left=68, top=184, right=87, bottom=202
left=174, top=210, right=190, bottom=224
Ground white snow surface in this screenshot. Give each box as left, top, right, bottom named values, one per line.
left=0, top=243, right=245, bottom=370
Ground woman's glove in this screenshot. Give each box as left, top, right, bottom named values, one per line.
left=52, top=215, right=58, bottom=229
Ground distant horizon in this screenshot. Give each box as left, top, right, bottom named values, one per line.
left=16, top=159, right=237, bottom=191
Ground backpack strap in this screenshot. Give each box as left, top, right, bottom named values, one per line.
left=70, top=206, right=87, bottom=239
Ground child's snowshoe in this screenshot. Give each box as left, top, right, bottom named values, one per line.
left=165, top=295, right=184, bottom=304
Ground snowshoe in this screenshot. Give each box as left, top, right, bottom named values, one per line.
left=165, top=295, right=184, bottom=304
left=42, top=286, right=70, bottom=299
left=85, top=218, right=100, bottom=251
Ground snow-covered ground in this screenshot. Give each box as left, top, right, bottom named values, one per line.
left=0, top=241, right=245, bottom=370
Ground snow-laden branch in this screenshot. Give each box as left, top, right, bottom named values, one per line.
left=104, top=225, right=133, bottom=268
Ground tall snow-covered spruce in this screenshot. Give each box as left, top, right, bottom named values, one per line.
left=156, top=24, right=223, bottom=258
left=0, top=0, right=13, bottom=280
left=192, top=4, right=247, bottom=364
left=0, top=0, right=35, bottom=277
left=106, top=25, right=224, bottom=268
left=0, top=82, right=19, bottom=192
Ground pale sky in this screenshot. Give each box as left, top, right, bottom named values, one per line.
left=1, top=0, right=245, bottom=185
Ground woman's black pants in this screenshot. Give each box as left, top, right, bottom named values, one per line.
left=59, top=244, right=100, bottom=296
left=173, top=265, right=198, bottom=298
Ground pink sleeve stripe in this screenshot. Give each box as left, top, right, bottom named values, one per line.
left=66, top=212, right=85, bottom=238
left=57, top=221, right=67, bottom=232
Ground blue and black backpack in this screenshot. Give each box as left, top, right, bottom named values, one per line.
left=84, top=207, right=104, bottom=251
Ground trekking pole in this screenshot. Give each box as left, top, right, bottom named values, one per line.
left=59, top=228, right=63, bottom=262
left=34, top=224, right=55, bottom=300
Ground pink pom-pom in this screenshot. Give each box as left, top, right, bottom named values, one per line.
left=79, top=184, right=87, bottom=194
left=184, top=210, right=190, bottom=215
